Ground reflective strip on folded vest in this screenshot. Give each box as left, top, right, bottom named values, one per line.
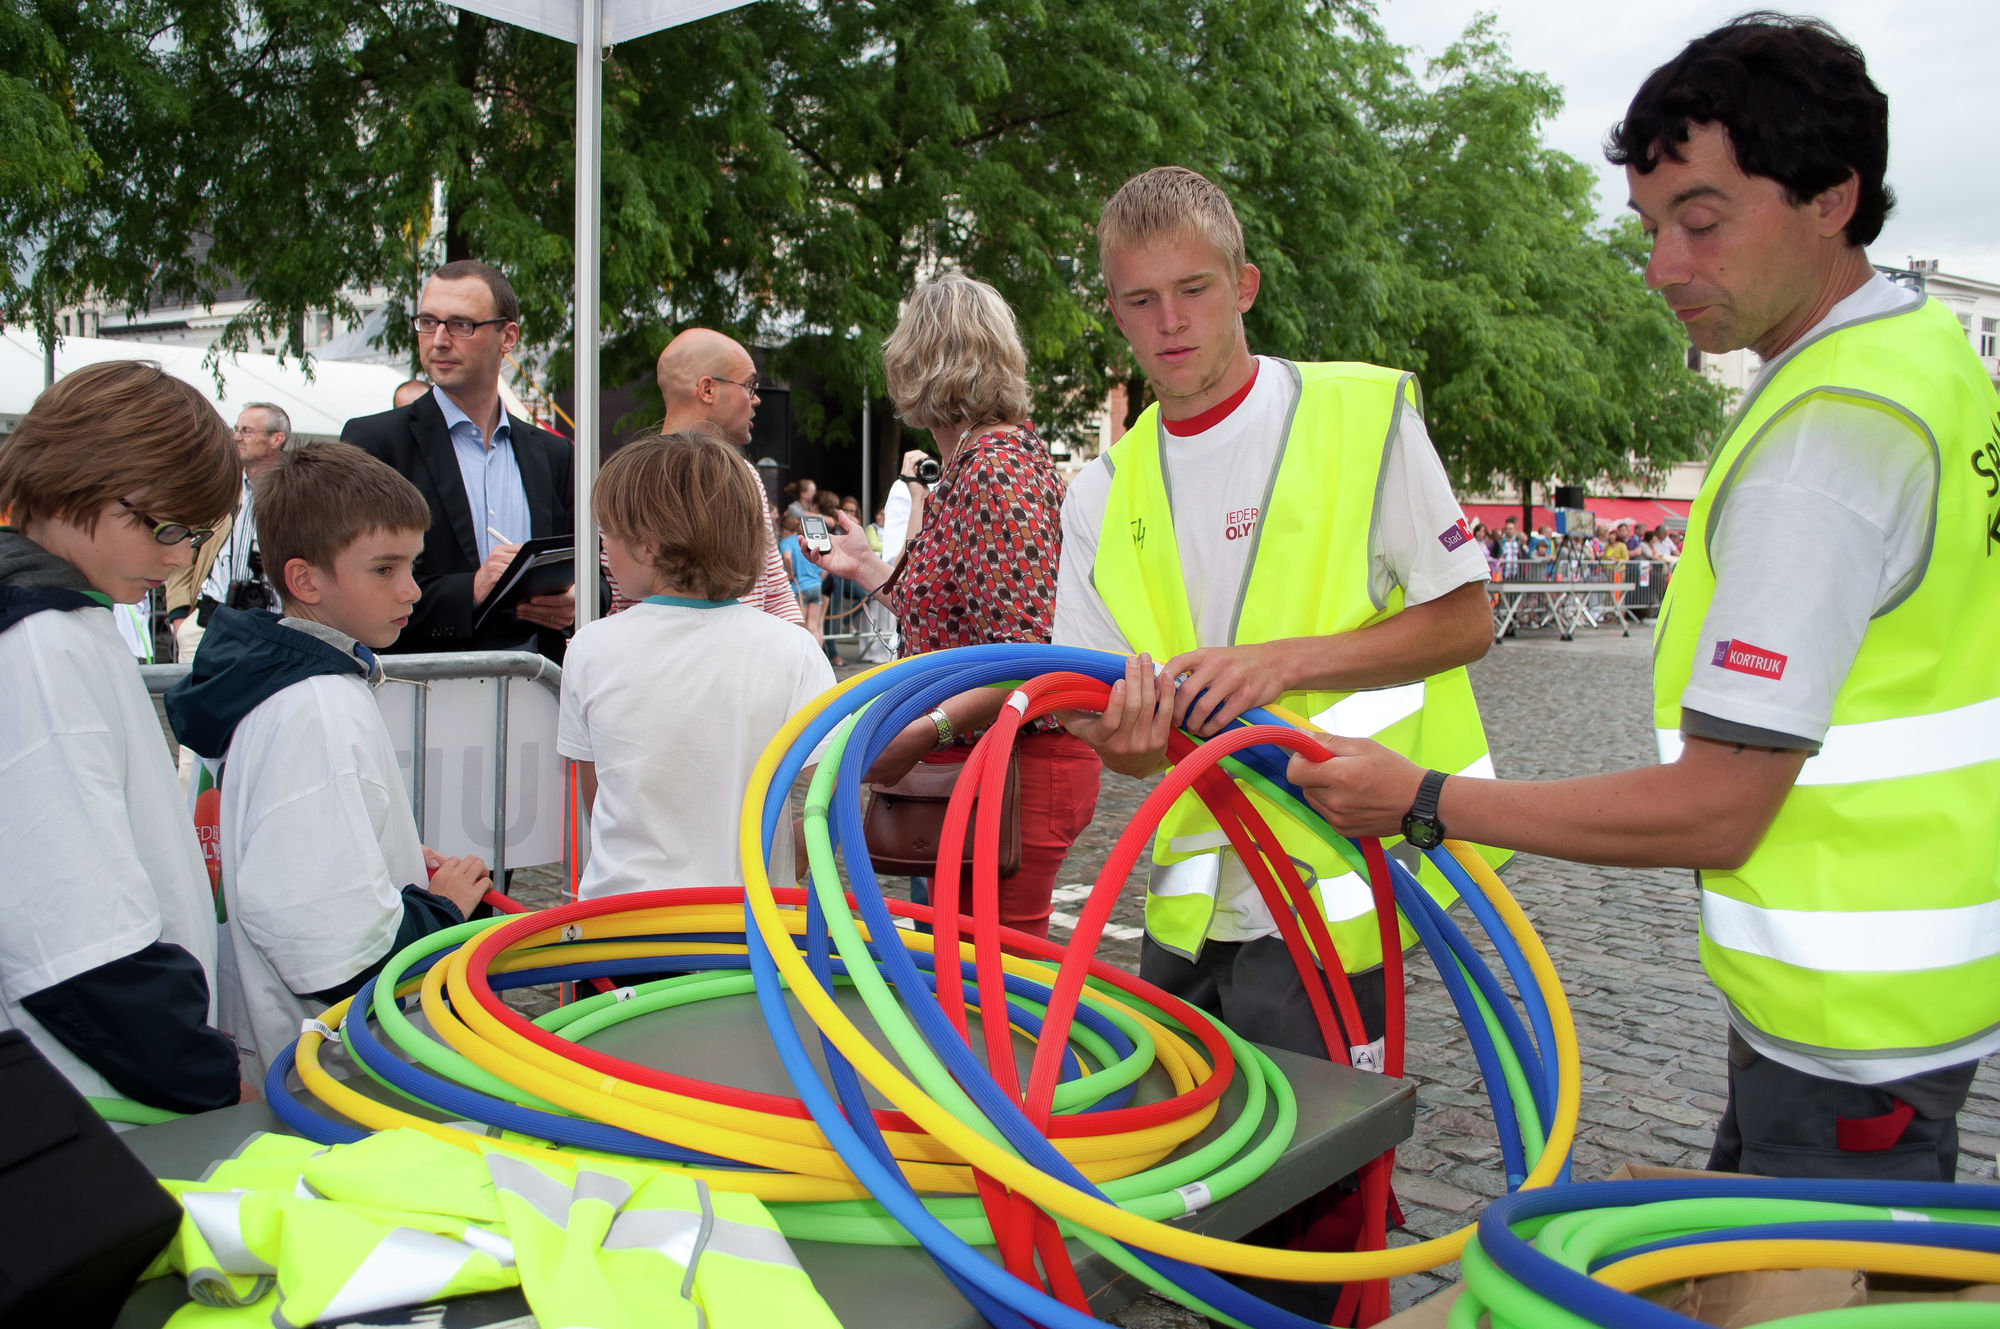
left=179, top=1192, right=275, bottom=1276
left=698, top=1187, right=842, bottom=1329
left=488, top=1150, right=837, bottom=1329
left=489, top=1151, right=702, bottom=1329
left=274, top=1202, right=516, bottom=1327
left=312, top=1226, right=506, bottom=1325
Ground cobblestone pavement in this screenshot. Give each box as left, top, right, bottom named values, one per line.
left=507, top=619, right=1999, bottom=1318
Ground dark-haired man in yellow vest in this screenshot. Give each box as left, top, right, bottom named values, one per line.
left=1295, top=15, right=2000, bottom=1182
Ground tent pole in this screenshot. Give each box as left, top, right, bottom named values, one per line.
left=572, top=0, right=603, bottom=630
left=861, top=381, right=872, bottom=525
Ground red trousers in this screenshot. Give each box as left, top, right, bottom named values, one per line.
left=914, top=731, right=1101, bottom=941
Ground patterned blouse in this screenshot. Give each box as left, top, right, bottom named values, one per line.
left=884, top=423, right=1067, bottom=732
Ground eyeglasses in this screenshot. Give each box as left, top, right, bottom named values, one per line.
left=710, top=374, right=761, bottom=396
left=413, top=314, right=511, bottom=338
left=119, top=499, right=215, bottom=551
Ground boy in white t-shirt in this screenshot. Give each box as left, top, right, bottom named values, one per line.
left=165, top=443, right=489, bottom=1082
left=0, top=361, right=245, bottom=1115
left=560, top=427, right=834, bottom=898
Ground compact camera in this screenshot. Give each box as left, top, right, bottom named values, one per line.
left=906, top=456, right=942, bottom=485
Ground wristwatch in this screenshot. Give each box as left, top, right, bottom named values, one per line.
left=1400, top=769, right=1449, bottom=851
left=927, top=707, right=956, bottom=750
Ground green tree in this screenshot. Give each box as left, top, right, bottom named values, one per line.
left=722, top=0, right=1411, bottom=450
left=2, top=1, right=1715, bottom=492
left=1366, top=18, right=1725, bottom=498
left=2, top=2, right=1404, bottom=431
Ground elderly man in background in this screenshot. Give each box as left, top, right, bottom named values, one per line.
left=165, top=401, right=290, bottom=662
left=392, top=378, right=429, bottom=409
left=166, top=401, right=290, bottom=786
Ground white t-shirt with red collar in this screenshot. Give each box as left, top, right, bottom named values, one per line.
left=1054, top=356, right=1487, bottom=662
left=1053, top=356, right=1488, bottom=943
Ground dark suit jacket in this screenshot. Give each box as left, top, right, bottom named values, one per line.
left=342, top=393, right=574, bottom=660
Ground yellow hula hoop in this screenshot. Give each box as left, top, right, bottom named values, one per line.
left=430, top=904, right=1213, bottom=1176
left=1595, top=1238, right=2000, bottom=1292
left=290, top=896, right=1217, bottom=1202
left=734, top=661, right=1584, bottom=1281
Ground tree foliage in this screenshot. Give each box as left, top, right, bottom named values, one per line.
left=1, top=0, right=1720, bottom=484
left=1370, top=19, right=1724, bottom=493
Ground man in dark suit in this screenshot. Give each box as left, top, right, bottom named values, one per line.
left=342, top=260, right=575, bottom=659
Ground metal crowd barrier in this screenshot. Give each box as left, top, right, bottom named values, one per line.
left=142, top=651, right=570, bottom=881
left=819, top=576, right=897, bottom=660
left=1487, top=558, right=1675, bottom=642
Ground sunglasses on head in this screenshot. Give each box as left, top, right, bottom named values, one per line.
left=119, top=498, right=216, bottom=551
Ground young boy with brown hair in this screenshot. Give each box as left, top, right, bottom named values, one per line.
left=166, top=442, right=489, bottom=1082
left=560, top=427, right=833, bottom=897
left=0, top=361, right=245, bottom=1115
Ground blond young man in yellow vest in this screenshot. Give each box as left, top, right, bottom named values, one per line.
left=1295, top=15, right=2000, bottom=1183
left=1052, top=166, right=1497, bottom=1067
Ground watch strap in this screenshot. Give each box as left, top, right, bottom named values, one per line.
left=1402, top=768, right=1448, bottom=847
left=1409, top=768, right=1447, bottom=821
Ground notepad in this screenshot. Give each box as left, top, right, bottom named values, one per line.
left=472, top=536, right=575, bottom=632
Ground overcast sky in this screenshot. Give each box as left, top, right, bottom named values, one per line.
left=1378, top=2, right=2000, bottom=281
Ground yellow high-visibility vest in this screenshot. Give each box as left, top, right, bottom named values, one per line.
left=1090, top=359, right=1506, bottom=973
left=146, top=1128, right=841, bottom=1328
left=1653, top=296, right=2000, bottom=1079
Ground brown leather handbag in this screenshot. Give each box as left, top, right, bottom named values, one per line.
left=863, top=753, right=1022, bottom=877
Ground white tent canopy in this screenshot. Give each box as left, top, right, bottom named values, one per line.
left=449, top=0, right=748, bottom=44
left=0, top=330, right=410, bottom=441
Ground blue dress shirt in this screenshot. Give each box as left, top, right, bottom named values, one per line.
left=431, top=386, right=531, bottom=562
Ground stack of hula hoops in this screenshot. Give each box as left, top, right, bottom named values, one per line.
left=262, top=644, right=2000, bottom=1327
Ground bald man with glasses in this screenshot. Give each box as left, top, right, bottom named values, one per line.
left=598, top=329, right=802, bottom=624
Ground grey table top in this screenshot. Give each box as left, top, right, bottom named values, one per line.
left=118, top=983, right=1413, bottom=1328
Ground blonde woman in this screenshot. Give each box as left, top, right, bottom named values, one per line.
left=809, top=271, right=1099, bottom=940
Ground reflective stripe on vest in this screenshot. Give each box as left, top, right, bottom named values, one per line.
left=1092, top=360, right=1506, bottom=970
left=1310, top=681, right=1426, bottom=737
left=1166, top=747, right=1496, bottom=928
left=313, top=1225, right=507, bottom=1325
left=488, top=1147, right=836, bottom=1329
left=1652, top=296, right=2000, bottom=1075
left=180, top=1191, right=275, bottom=1276
left=154, top=1130, right=837, bottom=1328
left=1698, top=890, right=2000, bottom=974
left=1656, top=694, right=2000, bottom=785
left=160, top=1133, right=517, bottom=1327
